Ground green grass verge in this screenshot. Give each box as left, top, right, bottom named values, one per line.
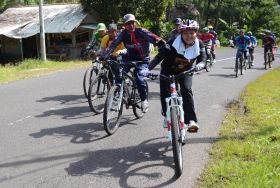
left=198, top=67, right=280, bottom=188
left=0, top=59, right=90, bottom=84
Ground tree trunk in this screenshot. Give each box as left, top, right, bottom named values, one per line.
left=205, top=0, right=211, bottom=27
left=214, top=0, right=222, bottom=30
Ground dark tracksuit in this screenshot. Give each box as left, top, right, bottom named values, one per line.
left=107, top=27, right=162, bottom=101
left=149, top=38, right=206, bottom=123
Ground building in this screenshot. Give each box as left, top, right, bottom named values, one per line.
left=0, top=4, right=99, bottom=62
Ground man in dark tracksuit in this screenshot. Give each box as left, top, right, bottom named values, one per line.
left=107, top=14, right=164, bottom=113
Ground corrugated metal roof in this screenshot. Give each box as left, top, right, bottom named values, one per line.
left=0, top=4, right=87, bottom=38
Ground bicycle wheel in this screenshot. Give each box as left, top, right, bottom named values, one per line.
left=133, top=80, right=149, bottom=119
left=88, top=74, right=111, bottom=114
left=240, top=56, right=244, bottom=75
left=248, top=54, right=252, bottom=69
left=103, top=85, right=123, bottom=135
left=205, top=60, right=211, bottom=72
left=268, top=53, right=272, bottom=68
left=235, top=59, right=238, bottom=78
left=265, top=53, right=268, bottom=70
left=170, top=107, right=183, bottom=177
left=83, top=64, right=97, bottom=98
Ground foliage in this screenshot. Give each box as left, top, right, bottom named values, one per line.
left=80, top=0, right=172, bottom=36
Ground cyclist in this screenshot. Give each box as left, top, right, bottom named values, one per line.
left=96, top=23, right=125, bottom=56
left=168, top=18, right=182, bottom=41
left=262, top=31, right=276, bottom=62
left=145, top=19, right=206, bottom=133
left=247, top=31, right=257, bottom=66
left=208, top=26, right=218, bottom=63
left=198, top=27, right=215, bottom=61
left=106, top=14, right=164, bottom=113
left=233, top=29, right=251, bottom=72
left=86, top=23, right=108, bottom=51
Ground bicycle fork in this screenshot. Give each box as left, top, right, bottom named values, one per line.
left=165, top=83, right=186, bottom=142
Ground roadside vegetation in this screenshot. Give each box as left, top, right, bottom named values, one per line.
left=0, top=59, right=89, bottom=84
left=198, top=67, right=280, bottom=188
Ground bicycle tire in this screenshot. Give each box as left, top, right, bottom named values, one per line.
left=240, top=56, right=244, bottom=75
left=235, top=58, right=238, bottom=78
left=205, top=60, right=210, bottom=72
left=88, top=74, right=111, bottom=114
left=269, top=53, right=272, bottom=68
left=265, top=53, right=268, bottom=70
left=103, top=85, right=123, bottom=135
left=248, top=54, right=252, bottom=69
left=83, top=64, right=97, bottom=98
left=170, top=107, right=183, bottom=177
left=133, top=80, right=149, bottom=118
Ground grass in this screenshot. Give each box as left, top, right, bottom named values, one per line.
left=0, top=59, right=90, bottom=84
left=198, top=67, right=280, bottom=188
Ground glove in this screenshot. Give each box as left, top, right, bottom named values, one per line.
left=140, top=69, right=150, bottom=76
left=195, top=63, right=205, bottom=71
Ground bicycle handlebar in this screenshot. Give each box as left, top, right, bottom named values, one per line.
left=148, top=67, right=196, bottom=82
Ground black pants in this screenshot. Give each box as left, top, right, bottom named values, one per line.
left=160, top=69, right=198, bottom=124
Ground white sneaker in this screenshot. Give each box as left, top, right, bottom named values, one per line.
left=141, top=100, right=148, bottom=113
left=213, top=59, right=216, bottom=64
left=187, top=120, right=199, bottom=133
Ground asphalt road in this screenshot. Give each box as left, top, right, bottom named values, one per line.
left=0, top=48, right=279, bottom=188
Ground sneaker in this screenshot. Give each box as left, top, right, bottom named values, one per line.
left=163, top=117, right=167, bottom=128
left=141, top=100, right=149, bottom=113
left=187, top=120, right=199, bottom=133
left=213, top=59, right=216, bottom=64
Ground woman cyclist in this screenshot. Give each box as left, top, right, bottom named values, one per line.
left=145, top=19, right=206, bottom=133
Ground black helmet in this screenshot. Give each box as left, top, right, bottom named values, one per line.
left=174, top=18, right=182, bottom=25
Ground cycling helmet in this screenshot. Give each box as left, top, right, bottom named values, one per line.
left=202, top=27, right=209, bottom=33
left=108, top=23, right=117, bottom=31
left=96, top=23, right=106, bottom=31
left=239, top=29, right=245, bottom=33
left=247, top=31, right=252, bottom=35
left=179, top=19, right=199, bottom=31
left=174, top=18, right=182, bottom=25
left=208, top=25, right=213, bottom=30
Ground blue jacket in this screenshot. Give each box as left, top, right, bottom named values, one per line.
left=107, top=27, right=161, bottom=61
left=234, top=35, right=251, bottom=49
left=249, top=36, right=257, bottom=47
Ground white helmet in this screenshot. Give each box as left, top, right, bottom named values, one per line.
left=179, top=19, right=199, bottom=31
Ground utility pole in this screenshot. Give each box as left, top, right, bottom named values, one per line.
left=39, top=0, right=46, bottom=61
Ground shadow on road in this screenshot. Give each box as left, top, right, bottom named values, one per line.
left=37, top=94, right=87, bottom=105
left=35, top=106, right=94, bottom=120
left=208, top=73, right=236, bottom=78
left=65, top=137, right=178, bottom=188
left=29, top=122, right=107, bottom=144
left=30, top=113, right=138, bottom=144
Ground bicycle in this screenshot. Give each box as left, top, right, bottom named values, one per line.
left=235, top=48, right=248, bottom=77
left=264, top=49, right=273, bottom=70
left=87, top=57, right=115, bottom=114
left=150, top=68, right=196, bottom=177
left=103, top=59, right=149, bottom=135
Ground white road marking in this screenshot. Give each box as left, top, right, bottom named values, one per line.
left=216, top=52, right=263, bottom=62
left=9, top=115, right=32, bottom=125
